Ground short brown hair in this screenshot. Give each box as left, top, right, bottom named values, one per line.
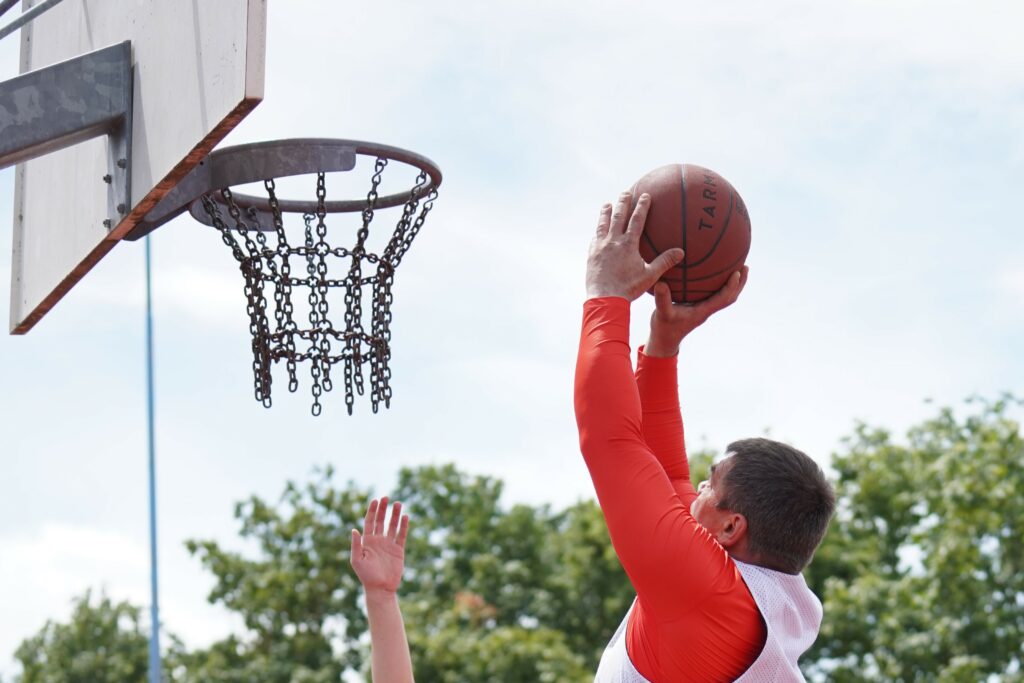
left=717, top=438, right=835, bottom=574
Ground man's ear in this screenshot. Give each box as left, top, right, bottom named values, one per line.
left=715, top=513, right=747, bottom=548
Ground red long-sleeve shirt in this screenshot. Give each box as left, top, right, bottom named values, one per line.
left=574, top=297, right=766, bottom=682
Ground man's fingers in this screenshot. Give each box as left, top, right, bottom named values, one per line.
left=387, top=501, right=402, bottom=540
left=720, top=266, right=748, bottom=307
left=721, top=268, right=747, bottom=305
left=646, top=248, right=685, bottom=283
left=723, top=268, right=742, bottom=296
left=595, top=203, right=612, bottom=239
left=707, top=271, right=741, bottom=311
left=374, top=496, right=389, bottom=536
left=350, top=529, right=362, bottom=559
left=625, top=193, right=651, bottom=243
left=695, top=268, right=746, bottom=315
left=396, top=515, right=410, bottom=548
left=363, top=499, right=378, bottom=535
left=653, top=280, right=673, bottom=314
left=716, top=267, right=748, bottom=308
left=610, top=191, right=632, bottom=234
left=737, top=265, right=749, bottom=294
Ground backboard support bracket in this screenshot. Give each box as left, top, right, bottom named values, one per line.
left=7, top=0, right=266, bottom=335
left=0, top=40, right=132, bottom=233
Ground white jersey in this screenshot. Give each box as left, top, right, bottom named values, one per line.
left=594, top=560, right=823, bottom=682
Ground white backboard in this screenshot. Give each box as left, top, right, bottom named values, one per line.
left=9, top=0, right=266, bottom=333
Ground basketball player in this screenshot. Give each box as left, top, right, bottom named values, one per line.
left=350, top=497, right=415, bottom=683
left=575, top=192, right=835, bottom=681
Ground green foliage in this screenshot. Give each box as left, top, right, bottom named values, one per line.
left=391, top=464, right=632, bottom=682
left=178, top=465, right=370, bottom=681
left=15, top=404, right=1023, bottom=682
left=408, top=620, right=590, bottom=683
left=688, top=449, right=714, bottom=492
left=805, top=395, right=1024, bottom=681
left=13, top=590, right=150, bottom=683
left=5, top=447, right=720, bottom=683
left=175, top=462, right=636, bottom=681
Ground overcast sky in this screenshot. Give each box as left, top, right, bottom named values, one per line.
left=1, top=0, right=1023, bottom=678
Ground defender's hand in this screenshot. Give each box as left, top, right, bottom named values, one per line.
left=351, top=497, right=410, bottom=595
left=644, top=266, right=749, bottom=357
left=586, top=192, right=685, bottom=301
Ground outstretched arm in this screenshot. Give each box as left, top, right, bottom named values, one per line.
left=636, top=348, right=693, bottom=504
left=575, top=192, right=709, bottom=619
left=575, top=191, right=749, bottom=620
left=637, top=271, right=748, bottom=506
left=351, top=497, right=414, bottom=683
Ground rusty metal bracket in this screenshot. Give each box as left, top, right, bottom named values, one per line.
left=0, top=41, right=132, bottom=231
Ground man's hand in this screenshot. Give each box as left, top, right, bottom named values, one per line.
left=644, top=266, right=749, bottom=357
left=351, top=497, right=409, bottom=596
left=586, top=191, right=685, bottom=301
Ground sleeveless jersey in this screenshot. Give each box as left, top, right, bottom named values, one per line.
left=594, top=560, right=823, bottom=683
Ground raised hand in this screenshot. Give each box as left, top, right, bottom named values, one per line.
left=644, top=266, right=749, bottom=357
left=351, top=497, right=416, bottom=683
left=351, top=497, right=410, bottom=595
left=586, top=191, right=685, bottom=301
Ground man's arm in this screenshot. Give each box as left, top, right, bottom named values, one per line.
left=575, top=192, right=753, bottom=620
left=351, top=497, right=415, bottom=683
left=636, top=272, right=749, bottom=506
left=636, top=348, right=695, bottom=505
left=575, top=297, right=718, bottom=621
left=364, top=592, right=413, bottom=682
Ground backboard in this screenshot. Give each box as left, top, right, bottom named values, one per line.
left=8, top=0, right=267, bottom=333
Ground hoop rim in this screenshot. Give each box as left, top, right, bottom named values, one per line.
left=128, top=138, right=442, bottom=239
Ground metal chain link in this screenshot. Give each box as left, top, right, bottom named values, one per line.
left=204, top=190, right=274, bottom=407
left=197, top=156, right=437, bottom=415
left=265, top=180, right=300, bottom=394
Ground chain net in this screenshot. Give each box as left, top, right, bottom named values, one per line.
left=197, top=158, right=437, bottom=416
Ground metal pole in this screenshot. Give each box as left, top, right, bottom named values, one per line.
left=0, top=0, right=20, bottom=20
left=0, top=0, right=69, bottom=42
left=145, top=234, right=162, bottom=683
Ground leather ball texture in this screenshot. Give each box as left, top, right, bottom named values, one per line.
left=631, top=164, right=751, bottom=303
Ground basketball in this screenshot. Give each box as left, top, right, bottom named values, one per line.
left=631, top=164, right=751, bottom=304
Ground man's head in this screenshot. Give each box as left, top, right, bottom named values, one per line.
left=690, top=438, right=835, bottom=574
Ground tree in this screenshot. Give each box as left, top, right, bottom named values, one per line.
left=390, top=464, right=625, bottom=682
left=21, top=400, right=1024, bottom=683
left=804, top=395, right=1024, bottom=681
left=173, top=467, right=369, bottom=682
left=8, top=451, right=716, bottom=683
left=177, top=463, right=639, bottom=681
left=13, top=590, right=152, bottom=683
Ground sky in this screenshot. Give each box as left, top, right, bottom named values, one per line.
left=1, top=0, right=1023, bottom=677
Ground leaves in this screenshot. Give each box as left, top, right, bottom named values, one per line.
left=804, top=395, right=1024, bottom=681
left=181, top=465, right=368, bottom=679
left=14, top=591, right=150, bottom=683
left=13, top=398, right=1022, bottom=682
left=172, top=462, right=632, bottom=680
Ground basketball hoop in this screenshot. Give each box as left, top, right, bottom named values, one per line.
left=140, top=139, right=442, bottom=415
